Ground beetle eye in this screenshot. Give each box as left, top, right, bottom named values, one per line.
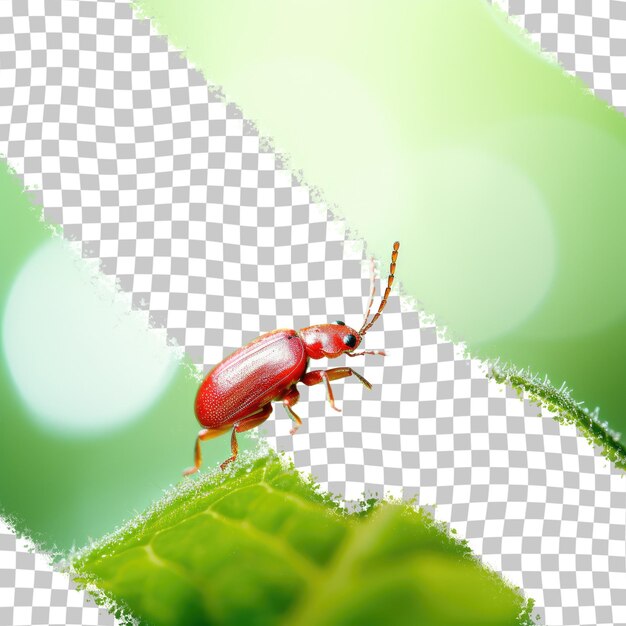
left=335, top=320, right=345, bottom=326
left=343, top=334, right=357, bottom=348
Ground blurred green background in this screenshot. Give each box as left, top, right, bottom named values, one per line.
left=135, top=0, right=626, bottom=434
left=2, top=0, right=626, bottom=553
left=0, top=162, right=255, bottom=552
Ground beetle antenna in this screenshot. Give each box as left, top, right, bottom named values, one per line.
left=360, top=256, right=377, bottom=330
left=358, top=241, right=399, bottom=337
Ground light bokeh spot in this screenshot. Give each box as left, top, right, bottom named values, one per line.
left=2, top=239, right=177, bottom=436
left=411, top=146, right=557, bottom=342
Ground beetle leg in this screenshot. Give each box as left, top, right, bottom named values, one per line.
left=183, top=424, right=232, bottom=476
left=301, top=367, right=372, bottom=413
left=281, top=387, right=303, bottom=435
left=346, top=349, right=386, bottom=358
left=220, top=405, right=274, bottom=471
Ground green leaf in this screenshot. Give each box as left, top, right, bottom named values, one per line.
left=71, top=450, right=535, bottom=626
left=490, top=363, right=626, bottom=470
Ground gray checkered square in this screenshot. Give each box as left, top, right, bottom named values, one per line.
left=1, top=1, right=626, bottom=625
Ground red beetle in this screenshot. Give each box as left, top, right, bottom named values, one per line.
left=183, top=241, right=400, bottom=475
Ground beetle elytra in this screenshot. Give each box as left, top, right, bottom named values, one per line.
left=183, top=241, right=400, bottom=475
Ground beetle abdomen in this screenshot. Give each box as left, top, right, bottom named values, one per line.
left=195, top=329, right=307, bottom=428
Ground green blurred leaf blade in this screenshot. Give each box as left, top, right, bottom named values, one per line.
left=72, top=451, right=535, bottom=626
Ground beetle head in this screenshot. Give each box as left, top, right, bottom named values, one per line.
left=299, top=241, right=400, bottom=359
left=299, top=242, right=399, bottom=361
left=299, top=322, right=362, bottom=360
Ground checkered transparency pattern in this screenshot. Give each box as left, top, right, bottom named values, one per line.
left=0, top=520, right=114, bottom=626
left=0, top=2, right=625, bottom=626
left=490, top=0, right=626, bottom=112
